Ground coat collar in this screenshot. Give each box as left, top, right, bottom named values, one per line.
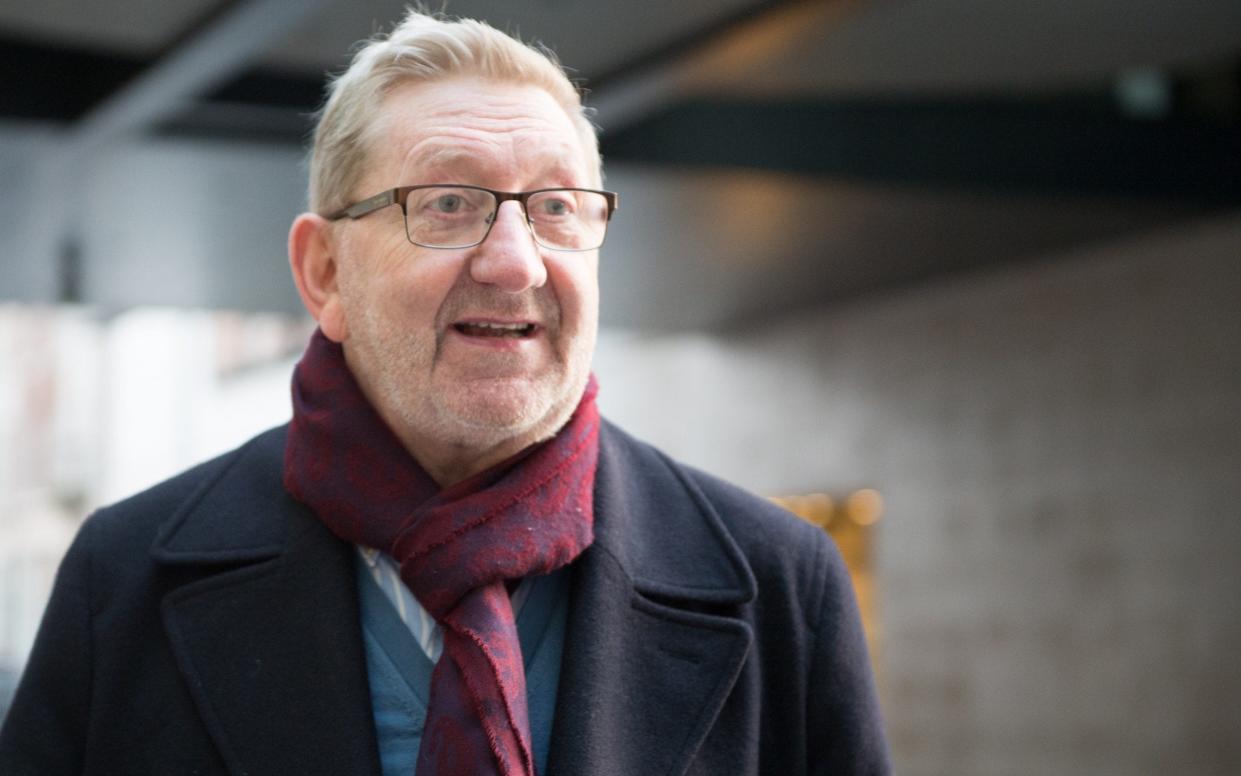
left=152, top=422, right=759, bottom=605
left=149, top=422, right=759, bottom=776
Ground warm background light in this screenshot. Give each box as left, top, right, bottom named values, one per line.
left=771, top=489, right=883, bottom=677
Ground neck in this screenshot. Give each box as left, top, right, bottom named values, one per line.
left=369, top=394, right=577, bottom=489
left=408, top=432, right=548, bottom=488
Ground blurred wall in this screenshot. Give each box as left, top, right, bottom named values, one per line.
left=595, top=210, right=1241, bottom=775
left=0, top=122, right=305, bottom=312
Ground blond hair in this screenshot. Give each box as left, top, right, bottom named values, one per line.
left=308, top=9, right=600, bottom=214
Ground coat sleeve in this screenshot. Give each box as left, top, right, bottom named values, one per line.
left=0, top=517, right=96, bottom=774
left=806, top=533, right=892, bottom=774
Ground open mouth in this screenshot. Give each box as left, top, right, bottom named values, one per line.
left=452, top=321, right=538, bottom=339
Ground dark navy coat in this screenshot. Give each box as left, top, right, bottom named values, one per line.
left=0, top=421, right=889, bottom=774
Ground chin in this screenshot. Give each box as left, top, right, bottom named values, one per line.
left=435, top=376, right=571, bottom=445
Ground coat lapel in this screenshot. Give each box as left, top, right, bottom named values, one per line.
left=152, top=427, right=381, bottom=776
left=547, top=423, right=758, bottom=776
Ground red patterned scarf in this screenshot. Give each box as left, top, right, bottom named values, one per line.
left=283, top=330, right=599, bottom=776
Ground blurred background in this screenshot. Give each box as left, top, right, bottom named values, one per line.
left=2, top=0, right=1240, bottom=773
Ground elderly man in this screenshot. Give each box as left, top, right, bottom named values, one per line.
left=0, top=10, right=888, bottom=776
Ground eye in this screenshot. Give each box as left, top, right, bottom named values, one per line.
left=432, top=193, right=464, bottom=213
left=533, top=192, right=576, bottom=218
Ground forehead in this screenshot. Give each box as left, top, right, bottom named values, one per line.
left=367, top=77, right=590, bottom=188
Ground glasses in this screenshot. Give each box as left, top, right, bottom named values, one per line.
left=325, top=184, right=619, bottom=252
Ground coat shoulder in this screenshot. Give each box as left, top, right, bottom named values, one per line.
left=682, top=464, right=826, bottom=557
left=678, top=462, right=843, bottom=616
left=79, top=425, right=288, bottom=563
left=598, top=420, right=838, bottom=606
left=598, top=420, right=819, bottom=547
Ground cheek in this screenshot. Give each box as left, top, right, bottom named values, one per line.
left=549, top=255, right=599, bottom=326
left=356, top=249, right=464, bottom=324
left=336, top=230, right=403, bottom=304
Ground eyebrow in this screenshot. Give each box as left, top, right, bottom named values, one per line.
left=412, top=146, right=476, bottom=176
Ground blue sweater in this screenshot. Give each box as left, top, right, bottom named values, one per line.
left=357, top=560, right=569, bottom=775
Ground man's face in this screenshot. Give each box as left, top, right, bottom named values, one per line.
left=329, top=77, right=600, bottom=473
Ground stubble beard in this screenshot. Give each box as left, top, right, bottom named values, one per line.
left=351, top=297, right=594, bottom=457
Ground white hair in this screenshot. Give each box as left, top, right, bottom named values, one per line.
left=308, top=9, right=601, bottom=214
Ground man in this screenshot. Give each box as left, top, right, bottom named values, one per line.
left=0, top=10, right=888, bottom=775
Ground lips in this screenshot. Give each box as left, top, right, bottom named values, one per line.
left=452, top=320, right=539, bottom=339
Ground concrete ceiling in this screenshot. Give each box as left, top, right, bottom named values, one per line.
left=1, top=0, right=1238, bottom=330
left=6, top=0, right=1238, bottom=92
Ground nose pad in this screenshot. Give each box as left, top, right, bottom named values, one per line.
left=469, top=200, right=547, bottom=292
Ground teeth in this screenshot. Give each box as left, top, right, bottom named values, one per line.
left=473, top=322, right=528, bottom=331
left=456, top=321, right=534, bottom=337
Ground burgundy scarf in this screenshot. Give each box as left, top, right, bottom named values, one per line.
left=283, top=330, right=599, bottom=776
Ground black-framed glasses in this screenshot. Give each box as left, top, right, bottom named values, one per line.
left=325, top=184, right=619, bottom=252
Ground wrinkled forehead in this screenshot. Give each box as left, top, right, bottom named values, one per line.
left=361, top=77, right=597, bottom=192
left=396, top=137, right=588, bottom=189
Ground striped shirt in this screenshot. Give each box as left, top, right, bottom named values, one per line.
left=356, top=546, right=533, bottom=662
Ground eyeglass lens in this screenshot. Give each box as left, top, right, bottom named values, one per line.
left=404, top=187, right=609, bottom=250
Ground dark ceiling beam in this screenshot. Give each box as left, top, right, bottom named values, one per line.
left=0, top=34, right=323, bottom=141
left=0, top=35, right=144, bottom=122
left=60, top=0, right=329, bottom=159
left=152, top=100, right=315, bottom=144
left=601, top=94, right=1241, bottom=204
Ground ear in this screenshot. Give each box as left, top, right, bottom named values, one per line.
left=288, top=213, right=348, bottom=342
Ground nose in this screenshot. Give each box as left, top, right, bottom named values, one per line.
left=467, top=200, right=548, bottom=292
